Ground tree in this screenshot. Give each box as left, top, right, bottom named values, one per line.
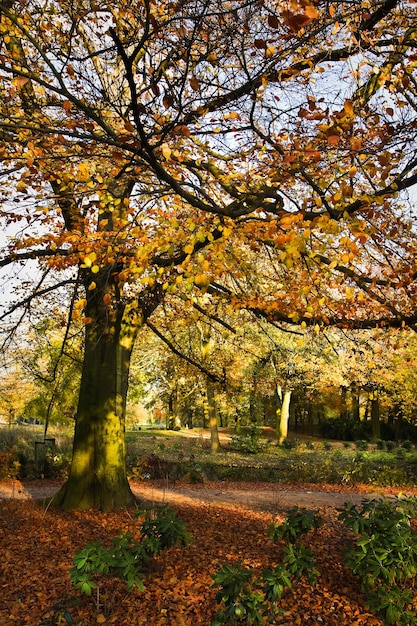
left=1, top=0, right=416, bottom=509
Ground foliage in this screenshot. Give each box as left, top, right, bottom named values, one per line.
left=282, top=544, right=320, bottom=586
left=339, top=497, right=417, bottom=625
left=231, top=425, right=262, bottom=454
left=211, top=563, right=265, bottom=625
left=135, top=503, right=192, bottom=550
left=0, top=447, right=20, bottom=479
left=69, top=535, right=146, bottom=595
left=70, top=504, right=191, bottom=597
left=268, top=507, right=322, bottom=544
left=1, top=0, right=417, bottom=509
left=0, top=425, right=73, bottom=479
left=212, top=506, right=321, bottom=624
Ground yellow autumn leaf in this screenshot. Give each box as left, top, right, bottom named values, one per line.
left=161, top=143, right=171, bottom=160
left=91, top=265, right=100, bottom=274
left=77, top=163, right=90, bottom=182
left=74, top=299, right=87, bottom=310
left=194, top=274, right=210, bottom=287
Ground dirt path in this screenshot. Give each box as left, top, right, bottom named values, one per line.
left=0, top=478, right=403, bottom=511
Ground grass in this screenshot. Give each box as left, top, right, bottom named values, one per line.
left=1, top=424, right=417, bottom=488
left=125, top=428, right=417, bottom=488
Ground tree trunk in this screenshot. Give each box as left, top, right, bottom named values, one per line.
left=53, top=282, right=144, bottom=511
left=279, top=388, right=292, bottom=444
left=370, top=391, right=381, bottom=440
left=351, top=387, right=360, bottom=422
left=206, top=378, right=220, bottom=453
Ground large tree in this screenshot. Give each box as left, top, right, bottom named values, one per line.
left=0, top=0, right=416, bottom=509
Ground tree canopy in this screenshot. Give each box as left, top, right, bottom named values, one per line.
left=1, top=0, right=417, bottom=509
left=1, top=0, right=416, bottom=326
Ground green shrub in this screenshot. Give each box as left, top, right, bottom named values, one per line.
left=338, top=497, right=417, bottom=625
left=281, top=438, right=300, bottom=450
left=231, top=425, right=262, bottom=454
left=0, top=446, right=20, bottom=479
left=70, top=504, right=191, bottom=597
left=211, top=563, right=265, bottom=625
left=283, top=544, right=320, bottom=585
left=135, top=503, right=191, bottom=550
left=268, top=507, right=322, bottom=544
left=212, top=507, right=320, bottom=624
left=354, top=439, right=369, bottom=451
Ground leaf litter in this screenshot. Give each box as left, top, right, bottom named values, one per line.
left=1, top=479, right=416, bottom=625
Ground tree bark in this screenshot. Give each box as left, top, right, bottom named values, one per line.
left=206, top=378, right=220, bottom=453
left=370, top=391, right=381, bottom=439
left=53, top=279, right=145, bottom=511
left=279, top=388, right=292, bottom=444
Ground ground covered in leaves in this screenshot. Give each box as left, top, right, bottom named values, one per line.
left=0, top=480, right=414, bottom=626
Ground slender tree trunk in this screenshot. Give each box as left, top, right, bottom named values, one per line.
left=206, top=378, right=220, bottom=453
left=275, top=384, right=283, bottom=434
left=53, top=280, right=144, bottom=510
left=370, top=391, right=381, bottom=439
left=279, top=388, right=292, bottom=444
left=351, top=387, right=360, bottom=422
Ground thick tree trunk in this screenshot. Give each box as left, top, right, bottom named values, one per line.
left=53, top=284, right=144, bottom=511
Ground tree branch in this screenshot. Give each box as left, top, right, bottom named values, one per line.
left=146, top=320, right=222, bottom=383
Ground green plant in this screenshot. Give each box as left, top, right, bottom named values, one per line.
left=367, top=585, right=417, bottom=625
left=69, top=535, right=146, bottom=595
left=322, top=441, right=332, bottom=451
left=338, top=497, right=417, bottom=625
left=231, top=425, right=262, bottom=454
left=400, top=439, right=413, bottom=451
left=211, top=554, right=319, bottom=625
left=70, top=505, right=190, bottom=598
left=355, top=439, right=369, bottom=451
left=135, top=503, right=191, bottom=550
left=261, top=564, right=292, bottom=603
left=211, top=562, right=265, bottom=625
left=268, top=507, right=322, bottom=544
left=283, top=544, right=320, bottom=586
left=281, top=438, right=300, bottom=450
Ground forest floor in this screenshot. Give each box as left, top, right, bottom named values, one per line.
left=1, top=478, right=416, bottom=625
